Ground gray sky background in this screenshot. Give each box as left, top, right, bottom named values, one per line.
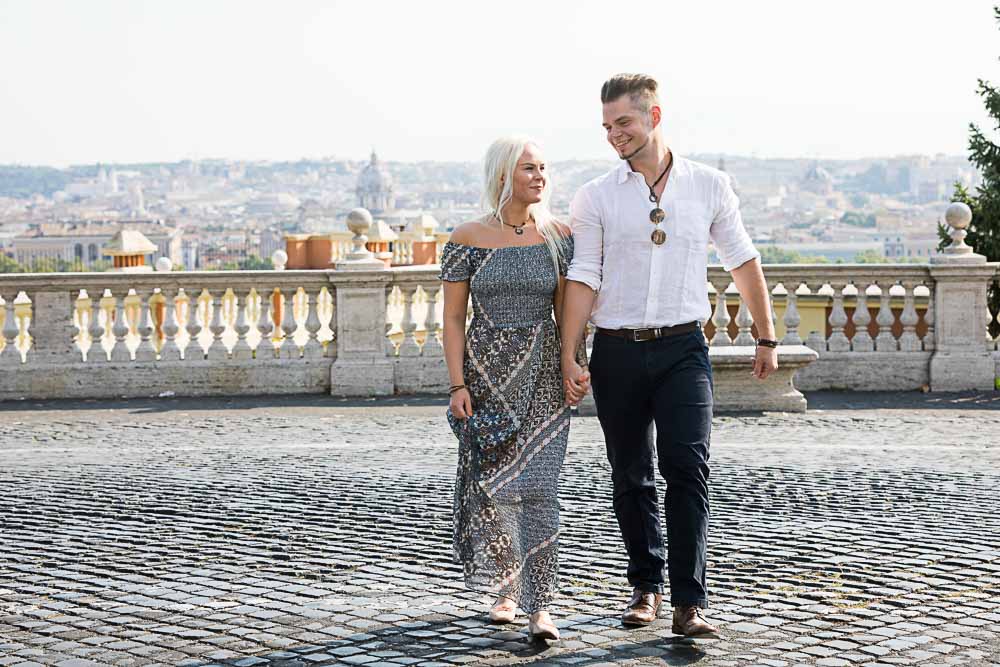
left=2, top=0, right=999, bottom=166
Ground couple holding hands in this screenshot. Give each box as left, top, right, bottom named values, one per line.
left=440, top=73, right=778, bottom=642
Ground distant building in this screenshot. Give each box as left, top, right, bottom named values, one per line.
left=801, top=163, right=834, bottom=196
left=12, top=220, right=182, bottom=270
left=356, top=150, right=394, bottom=214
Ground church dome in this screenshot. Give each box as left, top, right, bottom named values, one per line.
left=357, top=150, right=393, bottom=192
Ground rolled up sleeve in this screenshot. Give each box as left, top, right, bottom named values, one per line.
left=710, top=173, right=760, bottom=272
left=566, top=186, right=603, bottom=292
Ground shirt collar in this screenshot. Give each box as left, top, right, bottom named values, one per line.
left=615, top=151, right=682, bottom=185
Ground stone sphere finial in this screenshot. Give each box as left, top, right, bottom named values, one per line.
left=154, top=257, right=173, bottom=272
left=271, top=249, right=288, bottom=271
left=942, top=201, right=974, bottom=255
left=347, top=207, right=374, bottom=235
left=343, top=207, right=376, bottom=262
left=945, top=202, right=972, bottom=231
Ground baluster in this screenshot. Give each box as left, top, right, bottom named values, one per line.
left=733, top=296, right=755, bottom=346
left=134, top=290, right=156, bottom=361
left=1, top=297, right=20, bottom=366
left=828, top=281, right=850, bottom=352
left=397, top=283, right=421, bottom=356
left=256, top=289, right=275, bottom=359
left=160, top=289, right=182, bottom=360
left=421, top=283, right=443, bottom=356
left=185, top=289, right=203, bottom=360
left=851, top=283, right=873, bottom=352
left=923, top=283, right=936, bottom=352
left=109, top=292, right=131, bottom=362
left=406, top=240, right=414, bottom=265
left=321, top=288, right=336, bottom=358
left=231, top=289, right=253, bottom=360
left=206, top=292, right=228, bottom=360
left=782, top=282, right=802, bottom=345
left=303, top=289, right=324, bottom=358
left=875, top=282, right=897, bottom=352
left=710, top=279, right=732, bottom=346
left=385, top=285, right=397, bottom=356
left=86, top=297, right=106, bottom=362
left=898, top=281, right=920, bottom=352
left=280, top=289, right=299, bottom=358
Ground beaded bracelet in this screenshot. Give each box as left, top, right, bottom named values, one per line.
left=756, top=338, right=779, bottom=349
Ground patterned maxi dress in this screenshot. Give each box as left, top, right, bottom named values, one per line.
left=439, top=238, right=575, bottom=613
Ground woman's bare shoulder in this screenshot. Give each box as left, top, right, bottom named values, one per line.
left=449, top=216, right=492, bottom=245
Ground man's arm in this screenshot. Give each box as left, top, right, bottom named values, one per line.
left=710, top=173, right=777, bottom=381
left=730, top=258, right=778, bottom=380
left=560, top=281, right=596, bottom=404
left=561, top=187, right=603, bottom=404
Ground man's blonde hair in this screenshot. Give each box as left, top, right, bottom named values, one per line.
left=600, top=73, right=659, bottom=112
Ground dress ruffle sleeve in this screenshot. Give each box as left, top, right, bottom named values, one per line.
left=439, top=241, right=471, bottom=282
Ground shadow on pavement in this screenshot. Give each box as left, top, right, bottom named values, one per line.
left=184, top=616, right=712, bottom=666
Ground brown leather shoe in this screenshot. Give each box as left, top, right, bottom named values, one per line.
left=672, top=606, right=720, bottom=638
left=621, top=588, right=662, bottom=626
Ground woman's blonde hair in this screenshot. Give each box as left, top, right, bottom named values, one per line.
left=481, top=136, right=568, bottom=273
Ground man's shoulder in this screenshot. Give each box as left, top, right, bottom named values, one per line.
left=575, top=164, right=621, bottom=199
left=678, top=156, right=726, bottom=184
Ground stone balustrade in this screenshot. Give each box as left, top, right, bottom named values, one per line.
left=1, top=204, right=997, bottom=406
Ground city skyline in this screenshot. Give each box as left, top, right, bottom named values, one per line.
left=2, top=1, right=999, bottom=167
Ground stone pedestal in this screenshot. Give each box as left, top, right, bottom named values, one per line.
left=928, top=262, right=997, bottom=391
left=928, top=201, right=998, bottom=391
left=27, top=291, right=78, bottom=364
left=329, top=286, right=394, bottom=396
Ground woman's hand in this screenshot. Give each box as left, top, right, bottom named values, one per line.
left=450, top=387, right=474, bottom=419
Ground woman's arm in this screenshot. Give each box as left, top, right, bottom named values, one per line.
left=442, top=279, right=473, bottom=418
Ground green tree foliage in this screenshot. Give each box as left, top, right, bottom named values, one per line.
left=0, top=166, right=74, bottom=198
left=0, top=254, right=24, bottom=273
left=940, top=6, right=1000, bottom=337
left=758, top=245, right=830, bottom=264
left=840, top=211, right=876, bottom=228
left=852, top=249, right=890, bottom=264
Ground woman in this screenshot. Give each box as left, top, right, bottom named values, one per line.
left=439, top=137, right=582, bottom=641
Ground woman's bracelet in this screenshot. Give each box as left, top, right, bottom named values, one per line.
left=448, top=384, right=467, bottom=394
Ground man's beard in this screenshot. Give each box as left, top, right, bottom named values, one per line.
left=620, top=134, right=651, bottom=161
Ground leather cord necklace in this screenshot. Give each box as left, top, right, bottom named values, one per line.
left=629, top=152, right=673, bottom=245
left=497, top=214, right=531, bottom=235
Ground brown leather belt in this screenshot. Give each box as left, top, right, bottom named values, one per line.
left=597, top=321, right=699, bottom=342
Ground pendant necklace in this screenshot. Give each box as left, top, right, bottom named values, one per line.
left=630, top=152, right=673, bottom=246
left=499, top=215, right=529, bottom=235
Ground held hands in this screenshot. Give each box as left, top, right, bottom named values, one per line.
left=752, top=345, right=778, bottom=380
left=562, top=357, right=592, bottom=406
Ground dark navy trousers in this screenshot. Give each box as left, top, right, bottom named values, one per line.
left=589, top=327, right=713, bottom=608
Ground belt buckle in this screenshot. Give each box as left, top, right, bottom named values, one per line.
left=631, top=329, right=643, bottom=342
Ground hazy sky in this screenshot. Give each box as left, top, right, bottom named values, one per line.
left=2, top=1, right=999, bottom=167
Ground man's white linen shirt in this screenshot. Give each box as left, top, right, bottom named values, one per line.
left=566, top=155, right=760, bottom=329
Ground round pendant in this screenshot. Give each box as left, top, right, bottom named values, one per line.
left=515, top=226, right=524, bottom=235
left=649, top=207, right=665, bottom=224
left=651, top=229, right=667, bottom=245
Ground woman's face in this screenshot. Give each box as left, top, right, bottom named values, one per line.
left=509, top=143, right=547, bottom=207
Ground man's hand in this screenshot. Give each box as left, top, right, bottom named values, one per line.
left=751, top=346, right=778, bottom=380
left=562, top=357, right=591, bottom=406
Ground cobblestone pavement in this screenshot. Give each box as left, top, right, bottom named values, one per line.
left=1, top=392, right=999, bottom=667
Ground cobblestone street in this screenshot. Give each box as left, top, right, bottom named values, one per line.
left=1, top=392, right=999, bottom=667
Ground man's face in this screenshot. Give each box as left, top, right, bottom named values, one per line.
left=602, top=96, right=657, bottom=160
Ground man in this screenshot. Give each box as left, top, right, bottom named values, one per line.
left=560, top=73, right=778, bottom=638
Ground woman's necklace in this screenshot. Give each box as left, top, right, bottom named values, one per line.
left=498, top=215, right=531, bottom=235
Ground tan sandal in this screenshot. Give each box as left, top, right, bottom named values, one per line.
left=528, top=610, right=560, bottom=641
left=488, top=598, right=517, bottom=624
